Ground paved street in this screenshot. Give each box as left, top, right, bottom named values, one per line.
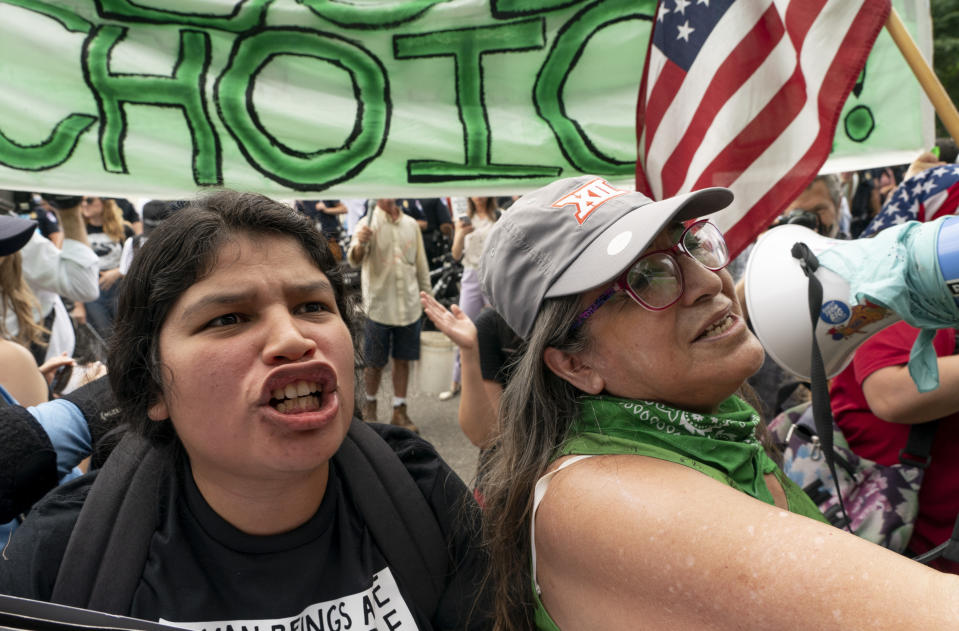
left=365, top=358, right=481, bottom=487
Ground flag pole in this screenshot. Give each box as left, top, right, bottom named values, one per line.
left=885, top=6, right=959, bottom=145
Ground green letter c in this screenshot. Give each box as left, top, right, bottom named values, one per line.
left=216, top=28, right=390, bottom=191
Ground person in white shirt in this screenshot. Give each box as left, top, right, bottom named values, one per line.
left=347, top=199, right=431, bottom=432
left=343, top=198, right=369, bottom=237
left=1, top=193, right=98, bottom=362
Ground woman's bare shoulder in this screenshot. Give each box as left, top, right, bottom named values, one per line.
left=534, top=454, right=959, bottom=630
left=0, top=338, right=39, bottom=367
left=0, top=339, right=47, bottom=406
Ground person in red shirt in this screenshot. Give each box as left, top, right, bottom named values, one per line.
left=830, top=320, right=959, bottom=573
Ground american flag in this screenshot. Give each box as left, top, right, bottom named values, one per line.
left=861, top=164, right=959, bottom=236
left=636, top=0, right=891, bottom=259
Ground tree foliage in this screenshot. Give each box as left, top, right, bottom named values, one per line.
left=932, top=0, right=959, bottom=139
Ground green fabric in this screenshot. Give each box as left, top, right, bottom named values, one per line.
left=561, top=396, right=779, bottom=501
left=533, top=588, right=562, bottom=631
left=531, top=395, right=827, bottom=630
left=768, top=467, right=831, bottom=523
left=555, top=396, right=828, bottom=520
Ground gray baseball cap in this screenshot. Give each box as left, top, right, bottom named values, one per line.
left=479, top=175, right=734, bottom=339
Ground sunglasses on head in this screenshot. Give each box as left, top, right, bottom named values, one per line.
left=572, top=219, right=729, bottom=329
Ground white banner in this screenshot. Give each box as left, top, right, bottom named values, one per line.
left=0, top=0, right=932, bottom=200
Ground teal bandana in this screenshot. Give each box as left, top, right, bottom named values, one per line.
left=559, top=395, right=780, bottom=504
left=819, top=216, right=959, bottom=392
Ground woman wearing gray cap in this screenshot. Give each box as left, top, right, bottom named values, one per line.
left=477, top=175, right=959, bottom=630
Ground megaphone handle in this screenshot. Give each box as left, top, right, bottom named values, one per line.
left=792, top=242, right=852, bottom=532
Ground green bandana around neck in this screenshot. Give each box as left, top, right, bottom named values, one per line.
left=560, top=395, right=779, bottom=504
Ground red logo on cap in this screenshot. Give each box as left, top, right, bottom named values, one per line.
left=551, top=178, right=627, bottom=225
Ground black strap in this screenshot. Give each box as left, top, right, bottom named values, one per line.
left=912, top=514, right=959, bottom=565
left=51, top=421, right=447, bottom=618
left=898, top=419, right=938, bottom=468
left=791, top=242, right=851, bottom=530
left=333, top=419, right=447, bottom=617
left=0, top=593, right=180, bottom=631
left=51, top=434, right=164, bottom=613
left=944, top=517, right=959, bottom=564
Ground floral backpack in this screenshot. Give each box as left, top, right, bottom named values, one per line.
left=767, top=401, right=936, bottom=554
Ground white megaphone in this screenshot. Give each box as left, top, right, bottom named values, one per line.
left=744, top=215, right=959, bottom=386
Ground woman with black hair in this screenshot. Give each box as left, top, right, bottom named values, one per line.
left=0, top=191, right=489, bottom=631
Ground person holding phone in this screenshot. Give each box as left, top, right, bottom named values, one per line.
left=439, top=197, right=500, bottom=401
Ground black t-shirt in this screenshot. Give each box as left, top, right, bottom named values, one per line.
left=0, top=425, right=489, bottom=631
left=86, top=223, right=135, bottom=271
left=398, top=199, right=452, bottom=269
left=476, top=308, right=522, bottom=386
left=296, top=200, right=343, bottom=238
left=112, top=198, right=141, bottom=226
left=473, top=308, right=522, bottom=496
left=397, top=199, right=425, bottom=225
left=408, top=199, right=451, bottom=235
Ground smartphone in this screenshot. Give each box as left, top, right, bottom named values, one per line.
left=51, top=363, right=73, bottom=396
left=458, top=214, right=471, bottom=226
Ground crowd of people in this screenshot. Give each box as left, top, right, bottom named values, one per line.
left=1, top=144, right=959, bottom=629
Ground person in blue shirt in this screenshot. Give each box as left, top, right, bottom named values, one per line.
left=0, top=339, right=109, bottom=546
